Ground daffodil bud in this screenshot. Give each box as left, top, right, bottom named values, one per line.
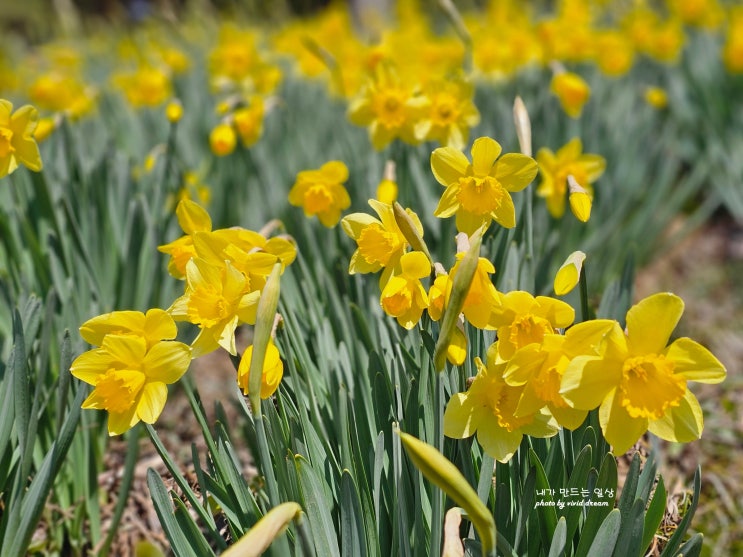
left=644, top=86, right=668, bottom=109
left=248, top=262, right=282, bottom=416
left=222, top=502, right=303, bottom=557
left=434, top=226, right=483, bottom=371
left=554, top=250, right=586, bottom=296
left=393, top=202, right=432, bottom=265
left=567, top=175, right=592, bottom=222
left=397, top=430, right=495, bottom=555
left=377, top=161, right=398, bottom=204
left=165, top=99, right=183, bottom=123
left=513, top=96, right=532, bottom=157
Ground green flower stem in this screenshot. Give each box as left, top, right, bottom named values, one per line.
left=431, top=370, right=445, bottom=554
left=579, top=261, right=589, bottom=323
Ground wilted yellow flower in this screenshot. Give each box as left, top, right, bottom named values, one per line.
left=237, top=340, right=284, bottom=398
left=561, top=293, right=727, bottom=454
left=380, top=251, right=430, bottom=329
left=71, top=311, right=191, bottom=436
left=288, top=160, right=350, bottom=227
left=210, top=123, right=237, bottom=156
left=536, top=138, right=605, bottom=219
left=0, top=100, right=43, bottom=179
left=444, top=356, right=559, bottom=463
left=432, top=136, right=538, bottom=234
left=550, top=71, right=590, bottom=118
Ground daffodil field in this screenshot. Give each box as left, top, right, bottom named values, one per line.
left=1, top=0, right=741, bottom=555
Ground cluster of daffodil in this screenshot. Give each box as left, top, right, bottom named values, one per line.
left=1, top=0, right=742, bottom=157
left=316, top=131, right=727, bottom=464
left=69, top=198, right=297, bottom=435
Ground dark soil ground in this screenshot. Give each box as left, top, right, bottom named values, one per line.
left=98, top=217, right=743, bottom=556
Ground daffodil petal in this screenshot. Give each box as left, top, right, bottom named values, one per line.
left=647, top=389, right=703, bottom=443
left=176, top=199, right=212, bottom=235
left=143, top=341, right=191, bottom=383
left=493, top=153, right=538, bottom=192
left=535, top=296, right=575, bottom=328
left=561, top=356, right=621, bottom=410
left=490, top=192, right=515, bottom=228
left=137, top=382, right=169, bottom=424
left=400, top=251, right=431, bottom=278
left=626, top=293, right=684, bottom=356
left=563, top=319, right=626, bottom=359
left=102, top=335, right=147, bottom=368
left=599, top=389, right=648, bottom=455
left=434, top=185, right=461, bottom=218
left=444, top=392, right=486, bottom=438
left=431, top=147, right=469, bottom=186
left=503, top=345, right=547, bottom=386
left=470, top=137, right=501, bottom=176
left=665, top=337, right=726, bottom=383
left=107, top=407, right=139, bottom=436
left=476, top=419, right=522, bottom=463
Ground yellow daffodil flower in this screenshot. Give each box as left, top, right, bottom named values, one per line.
left=168, top=258, right=261, bottom=357
left=158, top=199, right=213, bottom=279
left=490, top=290, right=575, bottom=360
left=502, top=335, right=588, bottom=430
left=376, top=178, right=398, bottom=204
left=536, top=138, right=605, bottom=219
left=560, top=293, right=727, bottom=454
left=347, top=64, right=420, bottom=150
left=432, top=136, right=538, bottom=234
left=233, top=97, right=265, bottom=147
left=288, top=160, right=351, bottom=227
left=550, top=71, right=590, bottom=118
left=341, top=199, right=422, bottom=287
left=165, top=100, right=183, bottom=123
left=414, top=77, right=480, bottom=150
left=71, top=325, right=191, bottom=436
left=380, top=251, right=430, bottom=329
left=210, top=122, right=237, bottom=156
left=427, top=270, right=467, bottom=366
left=444, top=356, right=559, bottom=463
left=0, top=99, right=43, bottom=179
left=237, top=340, right=284, bottom=399
left=113, top=66, right=172, bottom=108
